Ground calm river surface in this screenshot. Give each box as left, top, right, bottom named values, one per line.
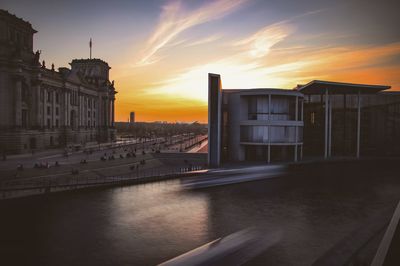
left=1, top=163, right=400, bottom=266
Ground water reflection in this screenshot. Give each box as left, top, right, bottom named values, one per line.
left=106, top=180, right=211, bottom=264
left=0, top=166, right=400, bottom=266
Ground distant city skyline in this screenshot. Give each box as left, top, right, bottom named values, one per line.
left=3, top=0, right=400, bottom=122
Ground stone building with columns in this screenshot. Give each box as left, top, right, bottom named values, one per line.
left=0, top=10, right=117, bottom=154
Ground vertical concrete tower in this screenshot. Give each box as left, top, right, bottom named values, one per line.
left=208, top=73, right=222, bottom=167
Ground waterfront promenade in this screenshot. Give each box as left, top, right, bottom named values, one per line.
left=0, top=135, right=207, bottom=198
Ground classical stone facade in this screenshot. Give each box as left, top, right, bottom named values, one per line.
left=0, top=10, right=117, bottom=154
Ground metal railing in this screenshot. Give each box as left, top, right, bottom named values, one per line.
left=0, top=165, right=206, bottom=192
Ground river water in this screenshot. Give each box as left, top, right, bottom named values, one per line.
left=1, top=163, right=400, bottom=266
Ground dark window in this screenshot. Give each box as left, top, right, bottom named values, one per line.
left=47, top=118, right=51, bottom=128
left=55, top=107, right=59, bottom=116
left=88, top=111, right=90, bottom=117
left=55, top=93, right=59, bottom=104
left=47, top=106, right=51, bottom=115
left=55, top=119, right=59, bottom=128
left=47, top=92, right=51, bottom=103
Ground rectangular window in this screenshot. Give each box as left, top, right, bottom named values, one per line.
left=47, top=92, right=51, bottom=103
left=55, top=119, right=59, bottom=128
left=88, top=111, right=91, bottom=117
left=47, top=106, right=51, bottom=115
left=55, top=107, right=59, bottom=116
left=47, top=118, right=51, bottom=128
left=55, top=93, right=59, bottom=104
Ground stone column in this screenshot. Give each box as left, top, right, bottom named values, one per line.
left=64, top=91, right=69, bottom=127
left=111, top=98, right=115, bottom=127
left=104, top=97, right=109, bottom=127
left=77, top=92, right=81, bottom=128
left=14, top=77, right=22, bottom=127
left=52, top=90, right=56, bottom=128
left=35, top=83, right=41, bottom=127
left=98, top=95, right=102, bottom=128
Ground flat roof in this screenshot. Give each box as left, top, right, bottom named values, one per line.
left=223, top=88, right=303, bottom=97
left=297, top=80, right=390, bottom=95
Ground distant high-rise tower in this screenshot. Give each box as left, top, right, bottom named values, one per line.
left=130, top=112, right=135, bottom=123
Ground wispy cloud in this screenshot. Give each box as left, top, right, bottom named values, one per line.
left=137, top=0, right=248, bottom=66
left=233, top=22, right=294, bottom=58
left=184, top=34, right=223, bottom=47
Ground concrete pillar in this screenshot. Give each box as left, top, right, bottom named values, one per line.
left=294, top=96, right=298, bottom=162
left=328, top=96, right=332, bottom=157
left=324, top=89, right=329, bottom=158
left=208, top=73, right=222, bottom=167
left=301, top=98, right=304, bottom=121
left=300, top=145, right=303, bottom=160
left=356, top=90, right=361, bottom=158
left=268, top=93, right=271, bottom=163
left=268, top=94, right=271, bottom=119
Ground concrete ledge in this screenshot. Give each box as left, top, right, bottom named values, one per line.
left=371, top=200, right=400, bottom=266
left=0, top=170, right=207, bottom=200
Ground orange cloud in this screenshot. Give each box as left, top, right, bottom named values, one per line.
left=114, top=8, right=400, bottom=123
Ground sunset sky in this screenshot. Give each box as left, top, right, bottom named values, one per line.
left=3, top=0, right=400, bottom=122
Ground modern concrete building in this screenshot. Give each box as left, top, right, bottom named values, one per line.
left=209, top=74, right=400, bottom=167
left=130, top=112, right=135, bottom=123
left=0, top=10, right=117, bottom=154
left=299, top=80, right=400, bottom=158
left=208, top=74, right=304, bottom=166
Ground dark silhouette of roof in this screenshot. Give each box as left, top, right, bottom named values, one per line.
left=297, top=80, right=390, bottom=94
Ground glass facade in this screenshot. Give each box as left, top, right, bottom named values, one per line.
left=246, top=95, right=297, bottom=121
left=240, top=125, right=301, bottom=143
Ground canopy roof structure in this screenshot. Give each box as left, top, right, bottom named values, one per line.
left=297, top=80, right=390, bottom=95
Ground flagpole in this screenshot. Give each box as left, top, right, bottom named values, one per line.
left=89, top=38, right=92, bottom=59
